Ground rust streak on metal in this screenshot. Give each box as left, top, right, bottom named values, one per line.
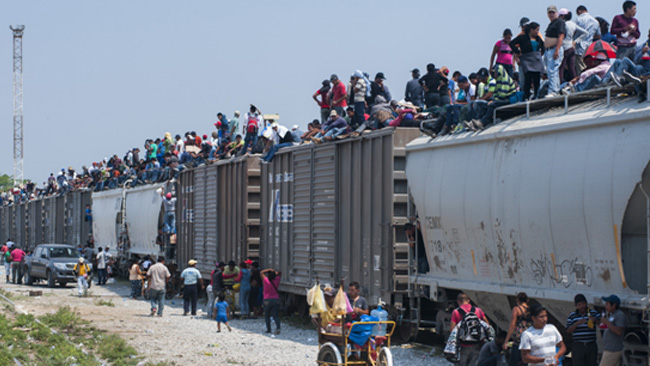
left=612, top=224, right=628, bottom=288
left=471, top=249, right=477, bottom=276
left=551, top=253, right=558, bottom=281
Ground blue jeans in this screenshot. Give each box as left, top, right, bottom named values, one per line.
left=324, top=127, right=347, bottom=139
left=150, top=289, right=166, bottom=315
left=445, top=104, right=463, bottom=127
left=97, top=268, right=107, bottom=285
left=242, top=132, right=257, bottom=155
left=480, top=99, right=511, bottom=127
left=164, top=212, right=176, bottom=234
left=262, top=143, right=292, bottom=162
left=240, top=286, right=251, bottom=316
left=602, top=57, right=649, bottom=83
left=354, top=101, right=365, bottom=129
left=574, top=74, right=602, bottom=92
left=544, top=47, right=564, bottom=94
left=469, top=100, right=488, bottom=120
left=617, top=45, right=636, bottom=60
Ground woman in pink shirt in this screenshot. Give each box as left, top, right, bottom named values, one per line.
left=490, top=29, right=515, bottom=78
left=261, top=268, right=282, bottom=335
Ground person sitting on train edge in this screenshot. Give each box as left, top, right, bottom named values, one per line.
left=450, top=293, right=490, bottom=366
left=404, top=222, right=429, bottom=274
left=347, top=281, right=369, bottom=322
left=566, top=293, right=601, bottom=366
left=262, top=122, right=296, bottom=162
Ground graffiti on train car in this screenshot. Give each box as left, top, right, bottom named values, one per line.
left=529, top=254, right=593, bottom=288
left=269, top=190, right=293, bottom=223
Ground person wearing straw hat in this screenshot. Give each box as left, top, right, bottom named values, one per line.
left=181, top=259, right=204, bottom=316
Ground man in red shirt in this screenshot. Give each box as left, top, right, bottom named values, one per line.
left=450, top=293, right=489, bottom=366
left=330, top=74, right=348, bottom=118
left=312, top=80, right=331, bottom=124
left=10, top=247, right=26, bottom=284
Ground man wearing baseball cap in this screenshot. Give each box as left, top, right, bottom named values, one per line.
left=544, top=5, right=566, bottom=97
left=369, top=72, right=391, bottom=107
left=599, top=294, right=625, bottom=366
left=180, top=259, right=204, bottom=316
left=405, top=68, right=424, bottom=108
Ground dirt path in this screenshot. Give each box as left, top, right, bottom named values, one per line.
left=0, top=277, right=446, bottom=365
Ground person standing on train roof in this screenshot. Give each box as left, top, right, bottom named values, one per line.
left=567, top=294, right=601, bottom=366
left=599, top=295, right=625, bottom=366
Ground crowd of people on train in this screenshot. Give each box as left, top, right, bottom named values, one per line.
left=1, top=2, right=649, bottom=205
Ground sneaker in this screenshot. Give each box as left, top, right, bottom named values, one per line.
left=151, top=308, right=156, bottom=316
left=623, top=70, right=642, bottom=85
left=464, top=121, right=477, bottom=132
left=544, top=92, right=559, bottom=98
left=275, top=329, right=281, bottom=335
left=560, top=85, right=573, bottom=95
left=612, top=75, right=623, bottom=88
left=473, top=119, right=485, bottom=130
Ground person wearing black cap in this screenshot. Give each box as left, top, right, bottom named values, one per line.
left=368, top=72, right=391, bottom=107
left=600, top=294, right=625, bottom=366
left=420, top=63, right=442, bottom=108
left=330, top=74, right=348, bottom=117
left=313, top=80, right=332, bottom=124
left=566, top=294, right=601, bottom=366
left=405, top=69, right=424, bottom=107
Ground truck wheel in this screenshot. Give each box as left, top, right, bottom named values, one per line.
left=58, top=281, right=67, bottom=288
left=24, top=269, right=34, bottom=285
left=47, top=270, right=56, bottom=288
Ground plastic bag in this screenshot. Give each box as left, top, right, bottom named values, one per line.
left=306, top=284, right=317, bottom=306
left=332, top=287, right=351, bottom=315
left=308, top=285, right=326, bottom=315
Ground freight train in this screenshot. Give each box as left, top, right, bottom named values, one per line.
left=2, top=90, right=649, bottom=364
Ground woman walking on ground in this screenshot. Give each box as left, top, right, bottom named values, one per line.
left=261, top=268, right=282, bottom=335
left=520, top=305, right=566, bottom=366
left=213, top=293, right=232, bottom=332
left=504, top=292, right=532, bottom=366
left=238, top=260, right=252, bottom=318
left=129, top=259, right=142, bottom=299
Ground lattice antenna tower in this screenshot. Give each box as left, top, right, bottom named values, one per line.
left=10, top=25, right=24, bottom=187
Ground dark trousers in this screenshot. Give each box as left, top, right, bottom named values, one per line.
left=480, top=100, right=511, bottom=127
left=478, top=355, right=500, bottom=366
left=264, top=298, right=281, bottom=331
left=354, top=101, right=365, bottom=129
left=509, top=344, right=522, bottom=366
left=183, top=284, right=198, bottom=315
left=97, top=268, right=107, bottom=285
left=524, top=72, right=541, bottom=100
left=572, top=341, right=598, bottom=366
left=425, top=93, right=440, bottom=109
left=560, top=47, right=576, bottom=83
left=11, top=263, right=22, bottom=284
left=242, top=132, right=257, bottom=155
left=249, top=286, right=260, bottom=311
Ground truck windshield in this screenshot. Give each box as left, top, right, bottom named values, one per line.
left=48, top=247, right=77, bottom=258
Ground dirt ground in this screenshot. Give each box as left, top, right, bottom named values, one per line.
left=0, top=276, right=445, bottom=366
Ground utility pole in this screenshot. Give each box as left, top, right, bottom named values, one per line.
left=10, top=25, right=24, bottom=187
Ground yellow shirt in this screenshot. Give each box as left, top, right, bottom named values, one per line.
left=73, top=263, right=90, bottom=277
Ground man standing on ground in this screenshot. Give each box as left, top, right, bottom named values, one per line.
left=611, top=1, right=640, bottom=60
left=208, top=262, right=225, bottom=319
left=567, top=294, right=601, bottom=366
left=599, top=295, right=625, bottom=366
left=95, top=247, right=107, bottom=285
left=405, top=68, right=424, bottom=107
left=180, top=259, right=204, bottom=316
left=450, top=293, right=490, bottom=366
left=147, top=256, right=171, bottom=317
left=10, top=246, right=26, bottom=284
left=544, top=5, right=566, bottom=97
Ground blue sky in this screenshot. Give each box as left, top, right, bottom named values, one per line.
left=0, top=0, right=647, bottom=183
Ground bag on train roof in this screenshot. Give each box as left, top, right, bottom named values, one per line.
left=456, top=306, right=483, bottom=344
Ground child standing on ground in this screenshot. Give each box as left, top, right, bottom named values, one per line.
left=213, top=293, right=232, bottom=332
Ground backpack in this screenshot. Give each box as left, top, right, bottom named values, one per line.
left=456, top=306, right=484, bottom=343
left=247, top=117, right=258, bottom=133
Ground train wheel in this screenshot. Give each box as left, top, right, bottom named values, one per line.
left=317, top=342, right=342, bottom=366
left=377, top=347, right=393, bottom=366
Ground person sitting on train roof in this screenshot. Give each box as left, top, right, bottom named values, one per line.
left=261, top=122, right=296, bottom=162
left=311, top=110, right=349, bottom=143
left=300, top=120, right=321, bottom=143
left=561, top=52, right=612, bottom=94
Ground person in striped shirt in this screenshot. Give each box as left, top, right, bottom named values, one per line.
left=520, top=305, right=566, bottom=366
left=471, top=64, right=517, bottom=130
left=567, top=294, right=601, bottom=366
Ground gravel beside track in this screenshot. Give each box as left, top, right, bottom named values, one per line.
left=0, top=277, right=448, bottom=365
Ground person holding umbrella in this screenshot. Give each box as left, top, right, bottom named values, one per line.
left=600, top=30, right=650, bottom=87
left=561, top=52, right=612, bottom=94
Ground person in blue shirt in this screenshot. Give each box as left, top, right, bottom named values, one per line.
left=180, top=259, right=204, bottom=316
left=213, top=293, right=232, bottom=332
